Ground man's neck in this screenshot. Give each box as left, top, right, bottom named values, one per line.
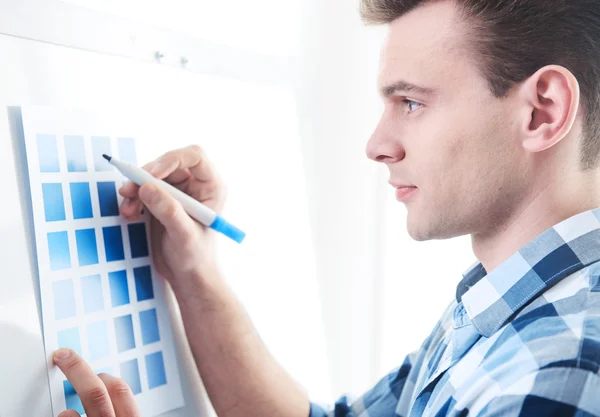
left=471, top=173, right=600, bottom=273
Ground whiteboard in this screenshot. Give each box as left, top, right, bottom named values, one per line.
left=0, top=14, right=329, bottom=415
left=0, top=35, right=220, bottom=417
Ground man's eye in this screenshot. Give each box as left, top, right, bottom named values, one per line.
left=403, top=99, right=423, bottom=113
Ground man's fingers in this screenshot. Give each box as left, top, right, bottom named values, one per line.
left=118, top=181, right=142, bottom=220
left=98, top=373, right=140, bottom=417
left=118, top=145, right=209, bottom=205
left=118, top=158, right=159, bottom=198
left=138, top=183, right=197, bottom=238
left=119, top=146, right=223, bottom=221
left=53, top=349, right=115, bottom=417
left=120, top=197, right=144, bottom=220
left=58, top=411, right=80, bottom=417
left=151, top=145, right=218, bottom=183
left=119, top=181, right=140, bottom=198
left=119, top=144, right=219, bottom=197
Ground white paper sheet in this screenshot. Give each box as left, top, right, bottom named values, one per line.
left=20, top=105, right=184, bottom=417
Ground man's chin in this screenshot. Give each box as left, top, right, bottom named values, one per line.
left=406, top=218, right=463, bottom=241
left=406, top=221, right=431, bottom=241
left=406, top=228, right=431, bottom=242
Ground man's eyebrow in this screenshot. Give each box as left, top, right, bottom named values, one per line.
left=381, top=80, right=436, bottom=98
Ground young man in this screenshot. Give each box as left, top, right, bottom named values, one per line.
left=53, top=0, right=600, bottom=416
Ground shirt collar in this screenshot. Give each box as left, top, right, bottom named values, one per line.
left=457, top=208, right=600, bottom=338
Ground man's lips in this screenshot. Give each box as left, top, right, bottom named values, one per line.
left=394, top=185, right=418, bottom=202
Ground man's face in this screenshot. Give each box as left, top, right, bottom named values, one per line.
left=366, top=0, right=530, bottom=241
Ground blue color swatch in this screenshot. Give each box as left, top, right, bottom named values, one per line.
left=120, top=359, right=142, bottom=395
left=52, top=279, right=76, bottom=320
left=146, top=351, right=167, bottom=389
left=140, top=308, right=160, bottom=345
left=128, top=223, right=149, bottom=258
left=37, top=134, right=60, bottom=172
left=76, top=228, right=99, bottom=266
left=69, top=182, right=93, bottom=219
left=114, top=314, right=135, bottom=352
left=103, top=226, right=125, bottom=262
left=134, top=266, right=154, bottom=301
left=64, top=135, right=87, bottom=172
left=57, top=327, right=82, bottom=356
left=118, top=137, right=137, bottom=165
left=63, top=380, right=85, bottom=415
left=109, top=270, right=130, bottom=307
left=81, top=274, right=104, bottom=313
left=48, top=232, right=71, bottom=271
left=42, top=183, right=66, bottom=222
left=97, top=182, right=119, bottom=217
left=87, top=320, right=110, bottom=360
left=92, top=136, right=112, bottom=171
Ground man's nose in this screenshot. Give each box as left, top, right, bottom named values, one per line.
left=365, top=115, right=406, bottom=164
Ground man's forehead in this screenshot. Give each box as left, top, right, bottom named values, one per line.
left=377, top=1, right=469, bottom=89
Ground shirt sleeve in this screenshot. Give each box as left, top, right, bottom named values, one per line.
left=308, top=352, right=417, bottom=417
left=476, top=367, right=600, bottom=416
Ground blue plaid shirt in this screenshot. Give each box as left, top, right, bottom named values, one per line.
left=310, top=208, right=600, bottom=417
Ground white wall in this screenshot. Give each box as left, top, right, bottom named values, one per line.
left=62, top=0, right=302, bottom=57
left=294, top=0, right=388, bottom=398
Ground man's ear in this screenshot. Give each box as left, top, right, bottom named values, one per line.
left=516, top=65, right=580, bottom=153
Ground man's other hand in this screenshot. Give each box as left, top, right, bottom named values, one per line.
left=53, top=348, right=140, bottom=417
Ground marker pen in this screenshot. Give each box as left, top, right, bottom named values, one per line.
left=103, top=154, right=245, bottom=243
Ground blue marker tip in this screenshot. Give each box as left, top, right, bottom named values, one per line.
left=210, top=215, right=246, bottom=243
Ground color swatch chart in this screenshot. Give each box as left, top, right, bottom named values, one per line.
left=20, top=106, right=184, bottom=417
